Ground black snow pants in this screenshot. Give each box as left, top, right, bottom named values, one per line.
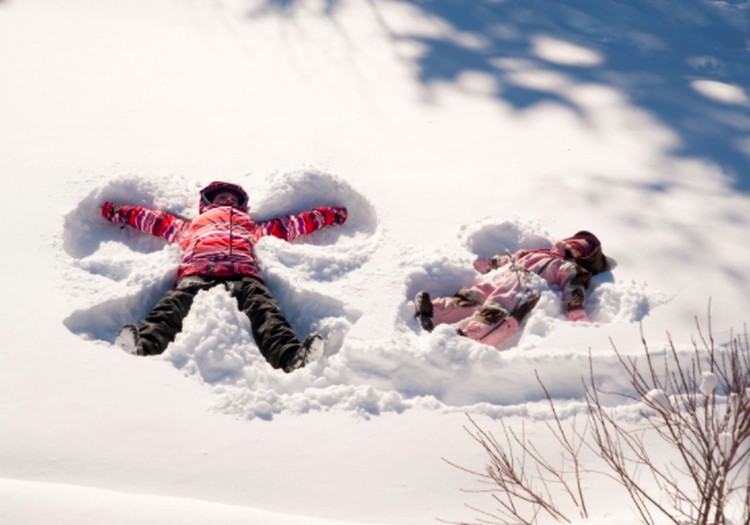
left=137, top=275, right=302, bottom=370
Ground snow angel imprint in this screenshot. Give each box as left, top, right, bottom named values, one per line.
left=100, top=180, right=348, bottom=372
left=413, top=231, right=612, bottom=348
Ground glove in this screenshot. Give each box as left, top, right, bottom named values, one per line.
left=332, top=207, right=348, bottom=225
left=473, top=257, right=492, bottom=274
left=101, top=201, right=116, bottom=221
left=567, top=309, right=589, bottom=322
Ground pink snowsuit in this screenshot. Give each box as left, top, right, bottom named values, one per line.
left=429, top=232, right=608, bottom=348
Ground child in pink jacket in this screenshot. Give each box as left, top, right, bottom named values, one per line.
left=102, top=181, right=347, bottom=372
left=414, top=231, right=610, bottom=348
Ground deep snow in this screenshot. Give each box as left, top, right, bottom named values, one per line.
left=1, top=0, right=750, bottom=524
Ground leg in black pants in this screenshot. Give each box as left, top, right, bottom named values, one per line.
left=227, top=276, right=303, bottom=370
left=137, top=276, right=216, bottom=356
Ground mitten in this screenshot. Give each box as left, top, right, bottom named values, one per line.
left=473, top=257, right=492, bottom=274
left=101, top=201, right=116, bottom=221
left=332, top=207, right=348, bottom=225
left=567, top=309, right=589, bottom=322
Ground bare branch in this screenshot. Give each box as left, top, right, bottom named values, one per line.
left=446, top=308, right=750, bottom=525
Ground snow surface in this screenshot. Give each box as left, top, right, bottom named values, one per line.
left=1, top=0, right=750, bottom=523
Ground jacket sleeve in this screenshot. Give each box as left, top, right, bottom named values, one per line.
left=102, top=203, right=187, bottom=243
left=258, top=206, right=347, bottom=242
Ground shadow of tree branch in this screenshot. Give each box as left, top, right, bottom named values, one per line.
left=249, top=0, right=750, bottom=192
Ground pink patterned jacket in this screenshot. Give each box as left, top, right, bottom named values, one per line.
left=475, top=240, right=592, bottom=316
left=102, top=203, right=347, bottom=280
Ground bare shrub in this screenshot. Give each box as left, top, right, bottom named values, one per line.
left=588, top=318, right=750, bottom=525
left=447, top=313, right=750, bottom=525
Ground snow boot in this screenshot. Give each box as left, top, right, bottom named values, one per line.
left=284, top=333, right=325, bottom=372
left=414, top=291, right=434, bottom=332
left=114, top=324, right=142, bottom=356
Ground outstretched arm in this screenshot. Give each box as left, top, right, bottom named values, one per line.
left=101, top=202, right=187, bottom=243
left=560, top=266, right=592, bottom=322
left=259, top=206, right=347, bottom=242
left=473, top=254, right=512, bottom=274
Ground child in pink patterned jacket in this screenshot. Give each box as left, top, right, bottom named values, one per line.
left=413, top=231, right=610, bottom=349
left=102, top=181, right=347, bottom=372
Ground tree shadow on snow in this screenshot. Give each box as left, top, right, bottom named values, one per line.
left=249, top=0, right=750, bottom=193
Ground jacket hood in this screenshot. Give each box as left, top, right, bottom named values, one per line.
left=564, top=230, right=609, bottom=275
left=199, top=181, right=249, bottom=213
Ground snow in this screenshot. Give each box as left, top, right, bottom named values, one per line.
left=1, top=0, right=750, bottom=523
left=700, top=370, right=718, bottom=396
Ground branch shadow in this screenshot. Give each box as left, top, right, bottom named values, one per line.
left=250, top=0, right=750, bottom=192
